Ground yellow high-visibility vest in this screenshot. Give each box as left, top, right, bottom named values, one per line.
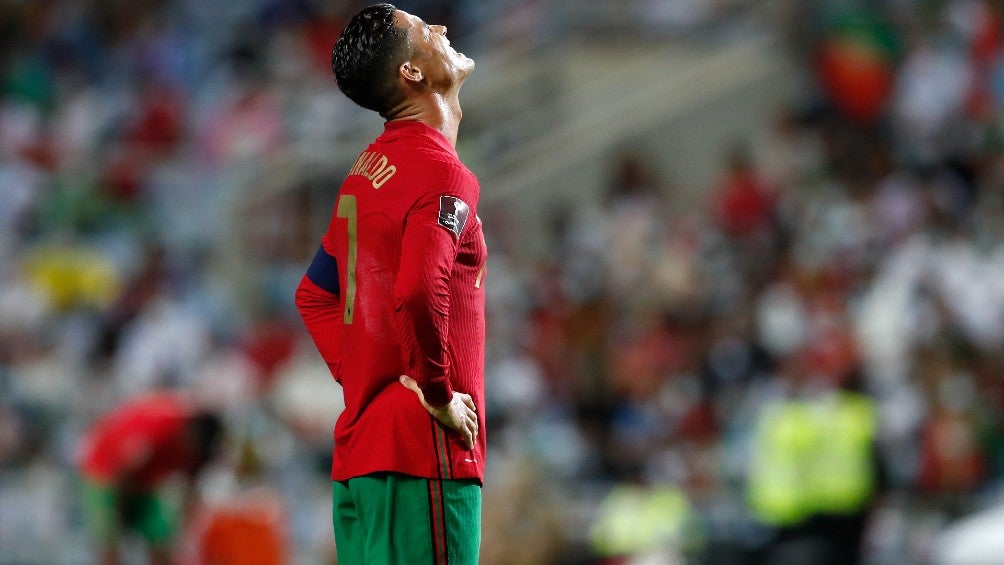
left=590, top=483, right=692, bottom=556
left=809, top=392, right=877, bottom=514
left=747, top=392, right=877, bottom=525
left=747, top=400, right=817, bottom=526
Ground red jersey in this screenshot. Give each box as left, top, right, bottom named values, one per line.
left=296, top=120, right=487, bottom=483
left=77, top=392, right=195, bottom=488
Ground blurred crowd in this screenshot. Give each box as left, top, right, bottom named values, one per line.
left=2, top=0, right=1004, bottom=564
left=481, top=1, right=1004, bottom=563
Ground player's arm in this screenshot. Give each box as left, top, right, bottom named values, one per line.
left=394, top=190, right=477, bottom=448
left=295, top=244, right=344, bottom=380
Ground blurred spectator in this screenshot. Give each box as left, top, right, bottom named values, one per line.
left=21, top=241, right=121, bottom=312
left=603, top=153, right=667, bottom=302
left=891, top=35, right=972, bottom=166
left=915, top=347, right=988, bottom=498
left=200, top=72, right=284, bottom=169
left=813, top=3, right=899, bottom=125
left=746, top=364, right=879, bottom=565
left=589, top=477, right=699, bottom=563
left=711, top=144, right=776, bottom=242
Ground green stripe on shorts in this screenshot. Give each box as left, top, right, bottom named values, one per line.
left=332, top=473, right=481, bottom=564
left=431, top=418, right=453, bottom=480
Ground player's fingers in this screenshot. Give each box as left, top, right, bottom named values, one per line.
left=463, top=422, right=476, bottom=449
left=461, top=394, right=476, bottom=412
left=399, top=375, right=420, bottom=394
left=459, top=406, right=476, bottom=433
left=461, top=405, right=476, bottom=434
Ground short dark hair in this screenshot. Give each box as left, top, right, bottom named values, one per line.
left=332, top=4, right=411, bottom=117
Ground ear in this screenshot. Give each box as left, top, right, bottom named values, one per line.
left=400, top=61, right=423, bottom=84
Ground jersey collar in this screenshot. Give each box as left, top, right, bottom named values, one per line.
left=381, top=119, right=458, bottom=158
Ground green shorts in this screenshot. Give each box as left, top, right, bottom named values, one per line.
left=333, top=473, right=482, bottom=565
left=82, top=480, right=177, bottom=548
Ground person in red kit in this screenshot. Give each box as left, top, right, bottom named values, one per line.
left=295, top=4, right=485, bottom=564
left=76, top=391, right=224, bottom=565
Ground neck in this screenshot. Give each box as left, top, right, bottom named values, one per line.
left=388, top=90, right=463, bottom=147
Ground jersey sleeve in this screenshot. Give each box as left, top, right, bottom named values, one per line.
left=295, top=245, right=343, bottom=381
left=394, top=168, right=477, bottom=407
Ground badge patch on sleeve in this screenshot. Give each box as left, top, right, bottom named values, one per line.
left=437, top=196, right=470, bottom=238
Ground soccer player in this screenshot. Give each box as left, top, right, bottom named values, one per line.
left=294, top=3, right=486, bottom=564
left=76, top=391, right=224, bottom=565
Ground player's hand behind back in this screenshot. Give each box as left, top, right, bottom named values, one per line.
left=399, top=375, right=477, bottom=450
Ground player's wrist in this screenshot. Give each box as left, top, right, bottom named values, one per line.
left=420, top=382, right=453, bottom=408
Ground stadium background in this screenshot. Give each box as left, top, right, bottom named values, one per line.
left=1, top=0, right=1004, bottom=563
